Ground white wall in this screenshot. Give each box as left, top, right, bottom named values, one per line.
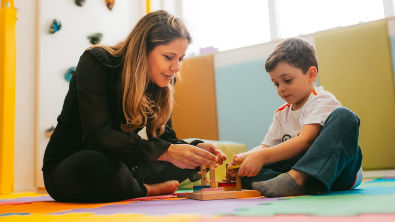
left=14, top=0, right=38, bottom=192
left=14, top=0, right=144, bottom=191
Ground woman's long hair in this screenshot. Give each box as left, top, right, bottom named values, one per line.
left=99, top=10, right=191, bottom=137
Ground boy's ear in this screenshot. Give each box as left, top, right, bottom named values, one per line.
left=307, top=66, right=318, bottom=82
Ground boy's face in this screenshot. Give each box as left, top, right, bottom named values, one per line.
left=269, top=61, right=317, bottom=110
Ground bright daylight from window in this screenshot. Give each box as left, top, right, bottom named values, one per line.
left=182, top=0, right=385, bottom=56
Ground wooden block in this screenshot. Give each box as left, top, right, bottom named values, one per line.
left=218, top=182, right=236, bottom=187
left=201, top=187, right=225, bottom=192
left=201, top=165, right=207, bottom=186
left=235, top=175, right=242, bottom=191
left=209, top=164, right=216, bottom=188
left=187, top=189, right=261, bottom=200
left=224, top=186, right=238, bottom=191
left=227, top=163, right=241, bottom=170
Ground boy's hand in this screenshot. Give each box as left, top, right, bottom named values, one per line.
left=227, top=153, right=246, bottom=177
left=233, top=152, right=249, bottom=163
left=238, top=151, right=265, bottom=177
left=196, top=143, right=227, bottom=165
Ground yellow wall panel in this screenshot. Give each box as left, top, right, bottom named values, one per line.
left=173, top=54, right=218, bottom=140
left=315, top=20, right=395, bottom=170
left=0, top=0, right=17, bottom=194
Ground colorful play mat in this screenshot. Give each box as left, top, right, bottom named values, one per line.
left=1, top=178, right=395, bottom=222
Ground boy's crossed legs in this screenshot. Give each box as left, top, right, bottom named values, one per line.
left=243, top=107, right=362, bottom=197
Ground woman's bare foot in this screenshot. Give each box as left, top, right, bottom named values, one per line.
left=144, top=180, right=179, bottom=196
left=288, top=169, right=309, bottom=186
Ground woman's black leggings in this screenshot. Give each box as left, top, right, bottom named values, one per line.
left=43, top=149, right=195, bottom=203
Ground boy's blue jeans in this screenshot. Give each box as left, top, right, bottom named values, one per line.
left=241, top=107, right=363, bottom=194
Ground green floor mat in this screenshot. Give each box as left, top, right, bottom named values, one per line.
left=230, top=179, right=395, bottom=216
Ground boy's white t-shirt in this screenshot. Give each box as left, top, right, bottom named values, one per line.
left=262, top=86, right=342, bottom=146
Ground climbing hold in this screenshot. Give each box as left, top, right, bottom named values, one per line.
left=49, top=19, right=62, bottom=34
left=45, top=126, right=55, bottom=138
left=64, top=66, right=76, bottom=82
left=75, top=0, right=86, bottom=7
left=87, top=32, right=103, bottom=45
left=105, top=0, right=115, bottom=10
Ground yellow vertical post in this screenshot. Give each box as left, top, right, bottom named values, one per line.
left=0, top=0, right=17, bottom=195
left=146, top=0, right=150, bottom=14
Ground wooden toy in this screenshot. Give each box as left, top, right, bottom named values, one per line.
left=200, top=165, right=207, bottom=186
left=209, top=164, right=216, bottom=188
left=187, top=163, right=261, bottom=200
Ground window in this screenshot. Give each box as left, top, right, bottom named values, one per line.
left=180, top=0, right=386, bottom=55
left=182, top=0, right=271, bottom=56
left=275, top=0, right=385, bottom=38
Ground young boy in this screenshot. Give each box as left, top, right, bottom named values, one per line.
left=228, top=38, right=363, bottom=197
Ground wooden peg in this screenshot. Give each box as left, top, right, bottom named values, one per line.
left=201, top=165, right=207, bottom=186
left=209, top=164, right=216, bottom=188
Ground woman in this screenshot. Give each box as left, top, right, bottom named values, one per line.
left=42, top=10, right=226, bottom=203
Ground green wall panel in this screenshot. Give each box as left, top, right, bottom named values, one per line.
left=315, top=20, right=395, bottom=170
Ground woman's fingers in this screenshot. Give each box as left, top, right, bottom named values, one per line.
left=195, top=150, right=216, bottom=162
left=197, top=143, right=227, bottom=164
left=167, top=144, right=223, bottom=169
left=183, top=160, right=201, bottom=169
left=175, top=156, right=201, bottom=169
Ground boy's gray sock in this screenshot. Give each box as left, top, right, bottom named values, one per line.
left=252, top=173, right=306, bottom=197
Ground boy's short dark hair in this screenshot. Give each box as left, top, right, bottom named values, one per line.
left=265, top=38, right=318, bottom=73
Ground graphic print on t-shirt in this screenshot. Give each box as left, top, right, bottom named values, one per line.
left=282, top=134, right=291, bottom=142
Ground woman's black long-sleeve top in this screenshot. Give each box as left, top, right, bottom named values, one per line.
left=42, top=47, right=191, bottom=172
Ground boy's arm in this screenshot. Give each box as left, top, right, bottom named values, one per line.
left=237, top=124, right=321, bottom=177
left=250, top=144, right=270, bottom=152
left=232, top=144, right=270, bottom=164
left=240, top=144, right=269, bottom=157
left=261, top=123, right=321, bottom=163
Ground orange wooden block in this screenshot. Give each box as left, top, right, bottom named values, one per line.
left=209, top=164, right=216, bottom=188
left=201, top=165, right=207, bottom=186
left=236, top=175, right=242, bottom=191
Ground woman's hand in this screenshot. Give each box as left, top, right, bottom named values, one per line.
left=157, top=144, right=218, bottom=169
left=196, top=143, right=227, bottom=165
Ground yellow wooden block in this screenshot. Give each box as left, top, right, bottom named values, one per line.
left=227, top=163, right=241, bottom=170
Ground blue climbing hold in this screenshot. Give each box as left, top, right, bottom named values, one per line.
left=49, top=19, right=62, bottom=34
left=75, top=0, right=86, bottom=7
left=64, top=66, right=76, bottom=82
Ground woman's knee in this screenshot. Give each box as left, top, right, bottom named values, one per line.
left=64, top=150, right=121, bottom=180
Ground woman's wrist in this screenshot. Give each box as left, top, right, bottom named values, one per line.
left=190, top=139, right=204, bottom=146
left=157, top=144, right=173, bottom=161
